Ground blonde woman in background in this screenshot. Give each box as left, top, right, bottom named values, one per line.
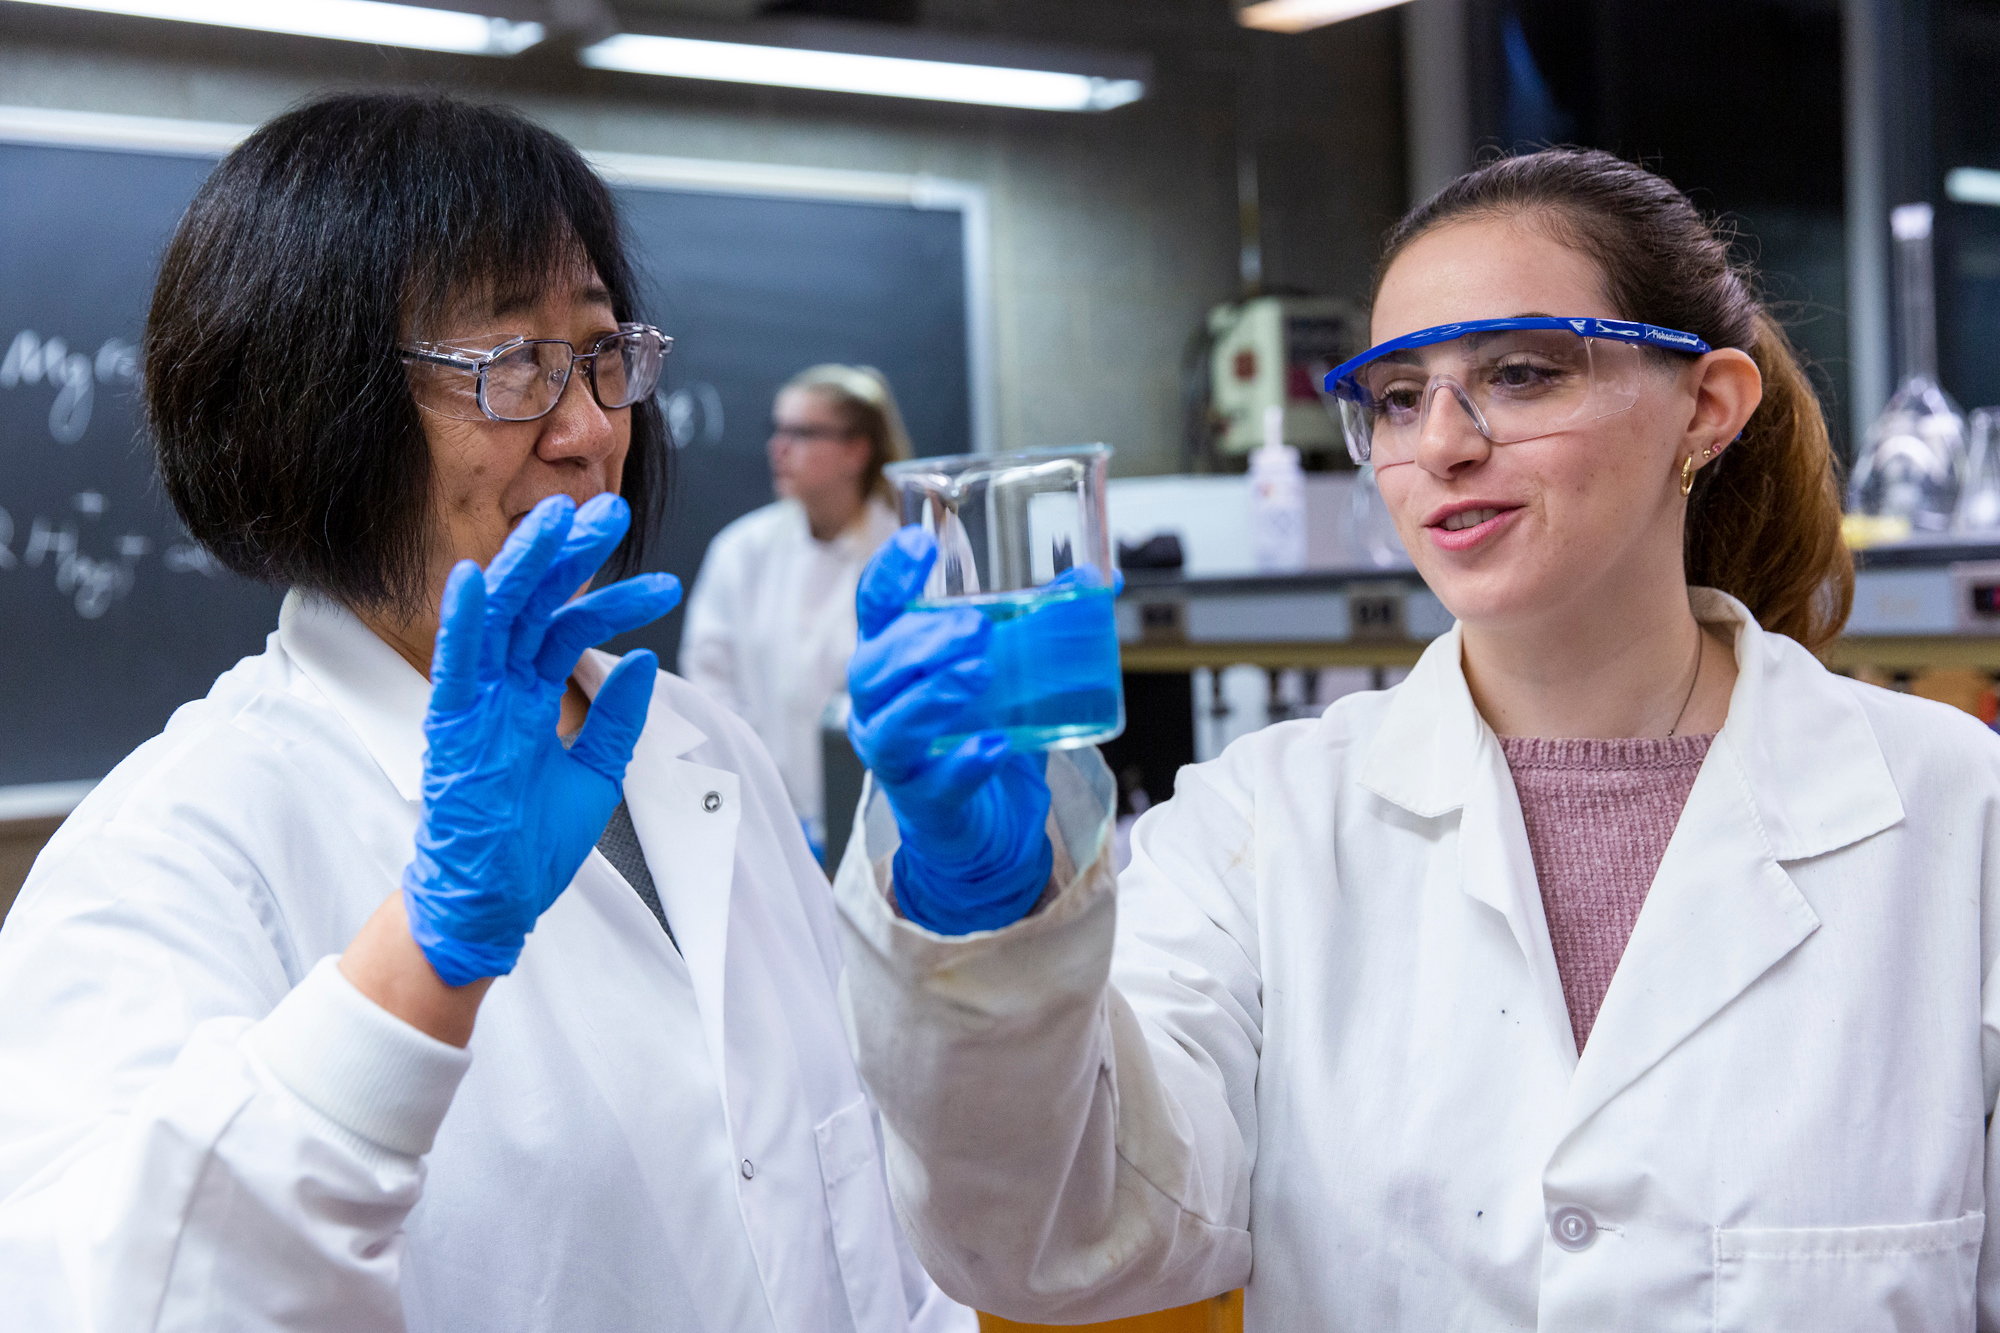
left=681, top=365, right=909, bottom=856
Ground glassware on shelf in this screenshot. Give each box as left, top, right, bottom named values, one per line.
left=1961, top=409, right=2000, bottom=534
left=1250, top=406, right=1308, bottom=574
left=1349, top=462, right=1411, bottom=568
left=1848, top=203, right=1967, bottom=533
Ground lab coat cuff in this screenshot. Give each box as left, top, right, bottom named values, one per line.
left=834, top=747, right=1118, bottom=982
left=244, top=956, right=472, bottom=1157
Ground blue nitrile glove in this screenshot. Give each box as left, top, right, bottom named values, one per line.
left=402, top=493, right=683, bottom=986
left=846, top=527, right=1054, bottom=934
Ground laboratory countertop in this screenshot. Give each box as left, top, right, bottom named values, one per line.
left=1113, top=538, right=2000, bottom=672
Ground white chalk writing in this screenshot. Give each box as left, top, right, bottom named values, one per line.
left=1, top=492, right=217, bottom=620
left=661, top=381, right=725, bottom=449
left=1, top=330, right=140, bottom=444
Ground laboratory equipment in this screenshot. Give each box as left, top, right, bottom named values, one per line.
left=1209, top=296, right=1361, bottom=454
left=1959, top=409, right=2000, bottom=535
left=1849, top=204, right=1967, bottom=532
left=885, top=444, right=1125, bottom=754
left=1250, top=404, right=1308, bottom=572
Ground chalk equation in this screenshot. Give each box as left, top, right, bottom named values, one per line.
left=1, top=328, right=140, bottom=444
left=661, top=381, right=725, bottom=449
left=0, top=491, right=221, bottom=620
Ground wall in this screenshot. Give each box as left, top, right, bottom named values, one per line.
left=0, top=0, right=1406, bottom=480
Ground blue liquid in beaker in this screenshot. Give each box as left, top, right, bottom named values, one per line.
left=919, top=583, right=1124, bottom=755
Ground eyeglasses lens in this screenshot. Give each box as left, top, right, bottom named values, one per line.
left=482, top=342, right=572, bottom=422
left=590, top=330, right=667, bottom=410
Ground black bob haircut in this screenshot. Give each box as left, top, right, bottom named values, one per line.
left=145, top=91, right=668, bottom=612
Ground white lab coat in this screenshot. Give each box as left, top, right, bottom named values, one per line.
left=681, top=497, right=900, bottom=829
left=0, top=591, right=973, bottom=1333
left=835, top=588, right=2000, bottom=1331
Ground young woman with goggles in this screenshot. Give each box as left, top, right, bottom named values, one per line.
left=831, top=148, right=2000, bottom=1328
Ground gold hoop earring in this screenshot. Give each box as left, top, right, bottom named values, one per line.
left=1680, top=455, right=1697, bottom=497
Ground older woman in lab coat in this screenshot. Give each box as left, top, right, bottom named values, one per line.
left=0, top=94, right=970, bottom=1333
left=833, top=149, right=2000, bottom=1329
left=681, top=365, right=907, bottom=857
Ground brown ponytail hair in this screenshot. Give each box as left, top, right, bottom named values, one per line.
left=1374, top=148, right=1853, bottom=651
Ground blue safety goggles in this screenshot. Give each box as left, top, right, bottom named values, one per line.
left=1322, top=317, right=1714, bottom=465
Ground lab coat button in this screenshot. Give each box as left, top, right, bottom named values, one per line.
left=740, top=1158, right=755, bottom=1179
left=704, top=791, right=723, bottom=813
left=1550, top=1205, right=1597, bottom=1252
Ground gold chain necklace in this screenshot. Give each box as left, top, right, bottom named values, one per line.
left=1665, top=629, right=1704, bottom=738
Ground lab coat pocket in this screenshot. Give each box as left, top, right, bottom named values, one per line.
left=1712, top=1212, right=1982, bottom=1332
left=816, top=1096, right=910, bottom=1333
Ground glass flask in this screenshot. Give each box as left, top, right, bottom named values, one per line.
left=885, top=445, right=1124, bottom=755
left=1848, top=204, right=1967, bottom=532
left=1960, top=409, right=2000, bottom=534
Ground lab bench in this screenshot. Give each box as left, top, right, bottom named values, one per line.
left=1114, top=540, right=2000, bottom=675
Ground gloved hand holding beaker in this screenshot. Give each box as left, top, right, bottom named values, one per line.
left=847, top=527, right=1055, bottom=935
left=403, top=493, right=683, bottom=986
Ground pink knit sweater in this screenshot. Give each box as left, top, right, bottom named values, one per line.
left=1498, top=734, right=1715, bottom=1050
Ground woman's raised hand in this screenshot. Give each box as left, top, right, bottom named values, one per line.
left=402, top=493, right=682, bottom=987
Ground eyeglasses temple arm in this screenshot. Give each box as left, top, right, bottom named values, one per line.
left=401, top=348, right=485, bottom=370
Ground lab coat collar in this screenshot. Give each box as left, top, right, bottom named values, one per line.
left=1558, top=589, right=1905, bottom=1134
left=1353, top=588, right=1904, bottom=861
left=278, top=590, right=708, bottom=802
left=569, top=648, right=708, bottom=758
left=1560, top=729, right=1823, bottom=1133
left=1694, top=587, right=1904, bottom=860
left=1353, top=622, right=1481, bottom=819
left=1354, top=588, right=1906, bottom=1093
left=279, top=592, right=434, bottom=801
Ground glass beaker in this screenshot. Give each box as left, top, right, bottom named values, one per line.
left=884, top=444, right=1125, bottom=755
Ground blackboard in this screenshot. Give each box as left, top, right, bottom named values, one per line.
left=608, top=182, right=971, bottom=671
left=0, top=127, right=975, bottom=793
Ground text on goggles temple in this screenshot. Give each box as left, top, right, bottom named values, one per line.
left=1322, top=317, right=1712, bottom=465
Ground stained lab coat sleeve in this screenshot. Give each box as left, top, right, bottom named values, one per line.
left=834, top=748, right=1256, bottom=1325
left=680, top=525, right=747, bottom=715
left=0, top=807, right=469, bottom=1333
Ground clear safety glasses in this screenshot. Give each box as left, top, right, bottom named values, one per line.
left=401, top=323, right=672, bottom=423
left=1322, top=317, right=1712, bottom=466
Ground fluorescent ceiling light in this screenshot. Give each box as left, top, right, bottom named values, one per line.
left=1238, top=0, right=1414, bottom=32
left=579, top=33, right=1145, bottom=111
left=12, top=0, right=544, bottom=55
left=1946, top=167, right=2000, bottom=208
